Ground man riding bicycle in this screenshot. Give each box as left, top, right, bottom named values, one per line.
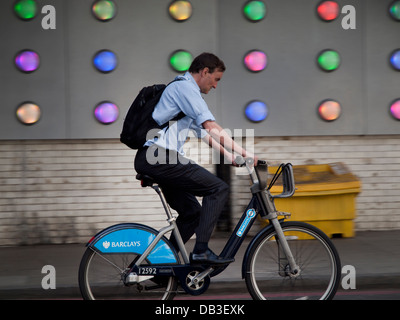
left=134, top=53, right=257, bottom=265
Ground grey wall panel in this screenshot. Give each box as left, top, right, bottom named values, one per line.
left=365, top=0, right=400, bottom=134
left=0, top=0, right=67, bottom=139
left=0, top=0, right=398, bottom=140
left=218, top=0, right=365, bottom=136
left=67, top=0, right=218, bottom=138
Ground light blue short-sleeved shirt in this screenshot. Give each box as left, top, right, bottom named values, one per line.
left=144, top=72, right=215, bottom=155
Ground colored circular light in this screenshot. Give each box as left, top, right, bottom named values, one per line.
left=317, top=1, right=340, bottom=21
left=245, top=101, right=268, bottom=122
left=390, top=99, right=400, bottom=120
left=318, top=100, right=341, bottom=121
left=94, top=102, right=119, bottom=124
left=390, top=49, right=400, bottom=71
left=389, top=1, right=400, bottom=21
left=92, top=0, right=117, bottom=21
left=317, top=50, right=340, bottom=72
left=14, top=0, right=38, bottom=20
left=243, top=1, right=266, bottom=22
left=93, top=50, right=118, bottom=73
left=169, top=50, right=193, bottom=72
left=169, top=1, right=192, bottom=21
left=15, top=50, right=40, bottom=73
left=244, top=50, right=267, bottom=72
left=16, top=102, right=41, bottom=125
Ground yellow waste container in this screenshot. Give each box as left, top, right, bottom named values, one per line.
left=267, top=162, right=361, bottom=238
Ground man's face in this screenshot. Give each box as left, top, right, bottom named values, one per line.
left=198, top=68, right=224, bottom=94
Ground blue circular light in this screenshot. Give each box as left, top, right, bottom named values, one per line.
left=93, top=50, right=118, bottom=73
left=245, top=101, right=268, bottom=122
left=390, top=49, right=400, bottom=71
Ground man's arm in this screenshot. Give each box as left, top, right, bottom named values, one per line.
left=202, top=120, right=257, bottom=165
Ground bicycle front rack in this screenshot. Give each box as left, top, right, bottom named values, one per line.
left=267, top=163, right=296, bottom=199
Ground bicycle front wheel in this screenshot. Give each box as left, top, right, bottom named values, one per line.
left=245, top=221, right=341, bottom=300
left=78, top=248, right=178, bottom=300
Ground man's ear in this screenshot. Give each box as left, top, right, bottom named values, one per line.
left=201, top=67, right=210, bottom=77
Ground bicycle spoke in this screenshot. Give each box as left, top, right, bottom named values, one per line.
left=79, top=248, right=178, bottom=300
left=245, top=222, right=340, bottom=300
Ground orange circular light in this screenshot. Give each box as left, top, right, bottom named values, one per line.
left=318, top=100, right=341, bottom=121
left=16, top=102, right=41, bottom=125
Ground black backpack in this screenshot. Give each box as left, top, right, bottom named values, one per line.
left=120, top=80, right=184, bottom=149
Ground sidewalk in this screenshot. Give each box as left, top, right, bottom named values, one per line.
left=0, top=230, right=399, bottom=299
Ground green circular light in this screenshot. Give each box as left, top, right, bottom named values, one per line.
left=317, top=50, right=340, bottom=72
left=169, top=50, right=193, bottom=72
left=389, top=1, right=400, bottom=21
left=92, top=0, right=117, bottom=21
left=243, top=1, right=266, bottom=22
left=14, top=0, right=38, bottom=20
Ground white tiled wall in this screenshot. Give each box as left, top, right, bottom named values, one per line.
left=1, top=135, right=399, bottom=245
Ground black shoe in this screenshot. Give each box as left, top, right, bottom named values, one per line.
left=190, top=249, right=235, bottom=265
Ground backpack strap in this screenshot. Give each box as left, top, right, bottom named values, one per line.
left=160, top=78, right=186, bottom=126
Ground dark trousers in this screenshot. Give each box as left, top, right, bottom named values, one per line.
left=134, top=146, right=229, bottom=247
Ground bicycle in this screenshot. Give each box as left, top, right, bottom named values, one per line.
left=78, top=156, right=341, bottom=300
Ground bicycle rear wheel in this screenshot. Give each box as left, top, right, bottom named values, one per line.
left=245, top=221, right=341, bottom=300
left=79, top=248, right=178, bottom=300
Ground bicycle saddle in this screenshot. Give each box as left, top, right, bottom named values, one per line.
left=136, top=174, right=156, bottom=187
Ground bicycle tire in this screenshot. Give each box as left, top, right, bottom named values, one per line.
left=78, top=247, right=178, bottom=300
left=244, top=221, right=341, bottom=300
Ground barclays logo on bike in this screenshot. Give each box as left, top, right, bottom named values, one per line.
left=236, top=209, right=256, bottom=237
left=102, top=240, right=141, bottom=249
left=103, top=241, right=110, bottom=249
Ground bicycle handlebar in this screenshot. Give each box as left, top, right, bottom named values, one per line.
left=234, top=156, right=267, bottom=167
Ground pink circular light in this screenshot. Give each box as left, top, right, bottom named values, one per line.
left=390, top=99, right=400, bottom=120
left=15, top=50, right=40, bottom=73
left=244, top=50, right=267, bottom=72
left=94, top=101, right=119, bottom=124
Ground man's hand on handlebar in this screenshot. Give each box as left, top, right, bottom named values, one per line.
left=232, top=154, right=260, bottom=167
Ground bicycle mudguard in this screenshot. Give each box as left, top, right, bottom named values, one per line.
left=86, top=223, right=179, bottom=264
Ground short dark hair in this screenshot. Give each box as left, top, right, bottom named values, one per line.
left=189, top=52, right=226, bottom=74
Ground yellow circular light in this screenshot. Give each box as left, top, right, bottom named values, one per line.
left=169, top=1, right=192, bottom=21
left=16, top=102, right=41, bottom=125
